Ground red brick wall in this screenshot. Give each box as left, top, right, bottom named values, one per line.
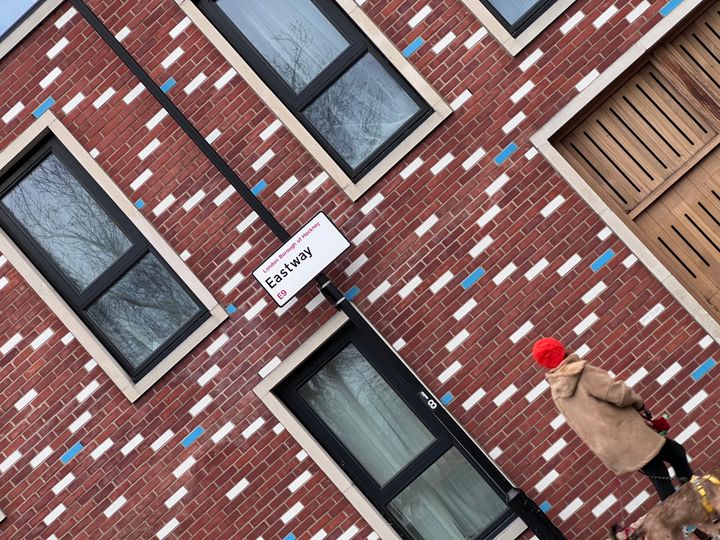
left=0, top=0, right=717, bottom=538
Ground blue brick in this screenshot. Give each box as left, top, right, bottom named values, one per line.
left=591, top=249, right=615, bottom=272
left=345, top=285, right=360, bottom=301
left=225, top=304, right=237, bottom=314
left=160, top=78, right=176, bottom=93
left=660, top=0, right=683, bottom=16
left=252, top=180, right=267, bottom=196
left=283, top=535, right=296, bottom=540
left=540, top=501, right=552, bottom=513
left=494, top=143, right=517, bottom=165
left=60, top=442, right=83, bottom=464
left=181, top=426, right=204, bottom=448
left=440, top=392, right=454, bottom=405
left=403, top=37, right=424, bottom=57
left=33, top=97, right=55, bottom=118
left=135, top=199, right=145, bottom=209
left=691, top=358, right=716, bottom=382
left=461, top=267, right=485, bottom=289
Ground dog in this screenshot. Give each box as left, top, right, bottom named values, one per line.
left=608, top=471, right=720, bottom=539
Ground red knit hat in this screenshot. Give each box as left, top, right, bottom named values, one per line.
left=532, top=338, right=566, bottom=369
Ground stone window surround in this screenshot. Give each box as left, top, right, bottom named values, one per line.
left=0, top=113, right=227, bottom=402
left=254, top=311, right=528, bottom=540
left=531, top=0, right=720, bottom=344
left=0, top=0, right=64, bottom=62
left=176, top=0, right=452, bottom=201
left=459, top=0, right=576, bottom=56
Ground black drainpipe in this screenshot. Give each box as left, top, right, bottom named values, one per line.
left=67, top=1, right=566, bottom=538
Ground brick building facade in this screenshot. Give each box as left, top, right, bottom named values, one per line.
left=0, top=0, right=718, bottom=539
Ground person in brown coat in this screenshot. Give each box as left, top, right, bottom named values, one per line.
left=532, top=338, right=695, bottom=502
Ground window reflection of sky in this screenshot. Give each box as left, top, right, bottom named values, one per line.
left=1, top=0, right=37, bottom=37
left=488, top=0, right=545, bottom=25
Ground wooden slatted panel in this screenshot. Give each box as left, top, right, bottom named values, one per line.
left=636, top=152, right=720, bottom=315
left=559, top=63, right=716, bottom=213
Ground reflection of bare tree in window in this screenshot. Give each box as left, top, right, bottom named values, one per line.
left=2, top=155, right=132, bottom=290
left=304, top=54, right=421, bottom=168
left=271, top=23, right=333, bottom=93
left=86, top=255, right=200, bottom=368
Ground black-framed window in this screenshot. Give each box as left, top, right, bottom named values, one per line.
left=277, top=325, right=514, bottom=540
left=481, top=0, right=558, bottom=37
left=0, top=0, right=41, bottom=40
left=197, top=0, right=432, bottom=181
left=0, top=138, right=209, bottom=382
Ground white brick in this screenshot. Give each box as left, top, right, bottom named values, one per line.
left=151, top=431, right=174, bottom=452
left=0, top=450, right=21, bottom=472
left=242, top=417, right=265, bottom=439
left=2, top=102, right=24, bottom=124
left=534, top=470, right=559, bottom=493
left=594, top=6, right=618, bottom=28
left=173, top=456, right=196, bottom=478
left=55, top=8, right=77, bottom=28
left=462, top=147, right=486, bottom=170
left=597, top=227, right=612, bottom=240
left=525, top=380, right=549, bottom=403
left=281, top=502, right=304, bottom=524
left=361, top=194, right=384, bottom=214
left=541, top=195, right=565, bottom=217
left=626, top=491, right=650, bottom=513
left=104, top=496, right=127, bottom=518
left=627, top=1, right=650, bottom=23
left=623, top=254, right=637, bottom=268
left=559, top=498, right=583, bottom=521
left=576, top=69, right=599, bottom=92
left=573, top=313, right=599, bottom=335
left=453, top=299, right=477, bottom=321
left=493, top=385, right=518, bottom=406
left=169, top=17, right=191, bottom=38
left=398, top=276, right=422, bottom=299
left=260, top=119, right=282, bottom=141
left=236, top=212, right=258, bottom=233
left=259, top=357, right=282, bottom=378
left=214, top=69, right=237, bottom=90
left=40, top=67, right=62, bottom=89
left=446, top=330, right=469, bottom=352
left=115, top=26, right=131, bottom=42
left=408, top=5, right=432, bottom=27
left=560, top=11, right=584, bottom=34
left=519, top=49, right=543, bottom=72
left=469, top=235, right=493, bottom=257
left=206, top=334, right=229, bottom=356
left=464, top=27, right=487, bottom=48
left=592, top=495, right=617, bottom=517
left=31, top=328, right=54, bottom=349
left=212, top=422, right=235, bottom=444
left=582, top=281, right=607, bottom=304
left=699, top=335, right=714, bottom=349
left=275, top=176, right=298, bottom=197
left=161, top=47, right=184, bottom=69
left=488, top=446, right=502, bottom=460
left=511, top=81, right=535, bottom=103
left=14, top=389, right=37, bottom=411
left=462, top=388, right=486, bottom=411
left=146, top=110, right=168, bottom=130
left=221, top=273, right=244, bottom=295
left=550, top=414, right=566, bottom=429
left=123, top=83, right=145, bottom=104
left=415, top=215, right=438, bottom=237
left=44, top=504, right=66, bottom=526
left=432, top=32, right=455, bottom=54
left=152, top=194, right=176, bottom=216
left=157, top=518, right=180, bottom=540
left=431, top=153, right=454, bottom=175
left=657, top=362, right=682, bottom=386
left=91, top=438, right=113, bottom=459
left=1, top=333, right=22, bottom=355
left=138, top=138, right=161, bottom=160
left=183, top=190, right=206, bottom=211
left=214, top=186, right=235, bottom=206
left=493, top=263, right=516, bottom=285
left=502, top=112, right=526, bottom=134
left=626, top=367, right=648, bottom=388
left=31, top=446, right=53, bottom=468
left=683, top=390, right=708, bottom=413
left=228, top=241, right=252, bottom=264
left=438, top=361, right=463, bottom=384
left=430, top=271, right=453, bottom=293
left=486, top=173, right=510, bottom=196
left=510, top=321, right=533, bottom=344
left=69, top=411, right=92, bottom=433
left=252, top=149, right=274, bottom=171
left=288, top=470, right=312, bottom=492
left=61, top=92, right=85, bottom=114
left=244, top=299, right=268, bottom=321
left=450, top=90, right=472, bottom=110
left=189, top=395, right=212, bottom=417
left=557, top=254, right=581, bottom=276
left=226, top=478, right=249, bottom=500
left=165, top=487, right=188, bottom=509
left=640, top=303, right=665, bottom=326
left=542, top=438, right=567, bottom=461
left=52, top=473, right=75, bottom=495
left=338, top=526, right=359, bottom=540
left=306, top=171, right=330, bottom=192
left=121, top=434, right=143, bottom=455
left=525, top=259, right=549, bottom=281
left=131, top=169, right=152, bottom=190
left=367, top=281, right=391, bottom=304
left=676, top=422, right=700, bottom=444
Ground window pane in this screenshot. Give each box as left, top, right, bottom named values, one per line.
left=217, top=0, right=349, bottom=93
left=86, top=254, right=201, bottom=368
left=1, top=154, right=133, bottom=291
left=388, top=448, right=507, bottom=540
left=0, top=0, right=36, bottom=36
left=299, top=343, right=435, bottom=485
left=487, top=0, right=546, bottom=25
left=304, top=53, right=422, bottom=169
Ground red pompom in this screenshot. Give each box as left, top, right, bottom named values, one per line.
left=651, top=417, right=670, bottom=433
left=532, top=338, right=566, bottom=369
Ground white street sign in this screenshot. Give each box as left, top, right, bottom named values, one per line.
left=253, top=212, right=350, bottom=306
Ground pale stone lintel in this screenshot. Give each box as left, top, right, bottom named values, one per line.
left=459, top=0, right=576, bottom=56
left=0, top=113, right=227, bottom=402
left=0, top=0, right=65, bottom=62
left=176, top=0, right=451, bottom=201
left=530, top=0, right=720, bottom=344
